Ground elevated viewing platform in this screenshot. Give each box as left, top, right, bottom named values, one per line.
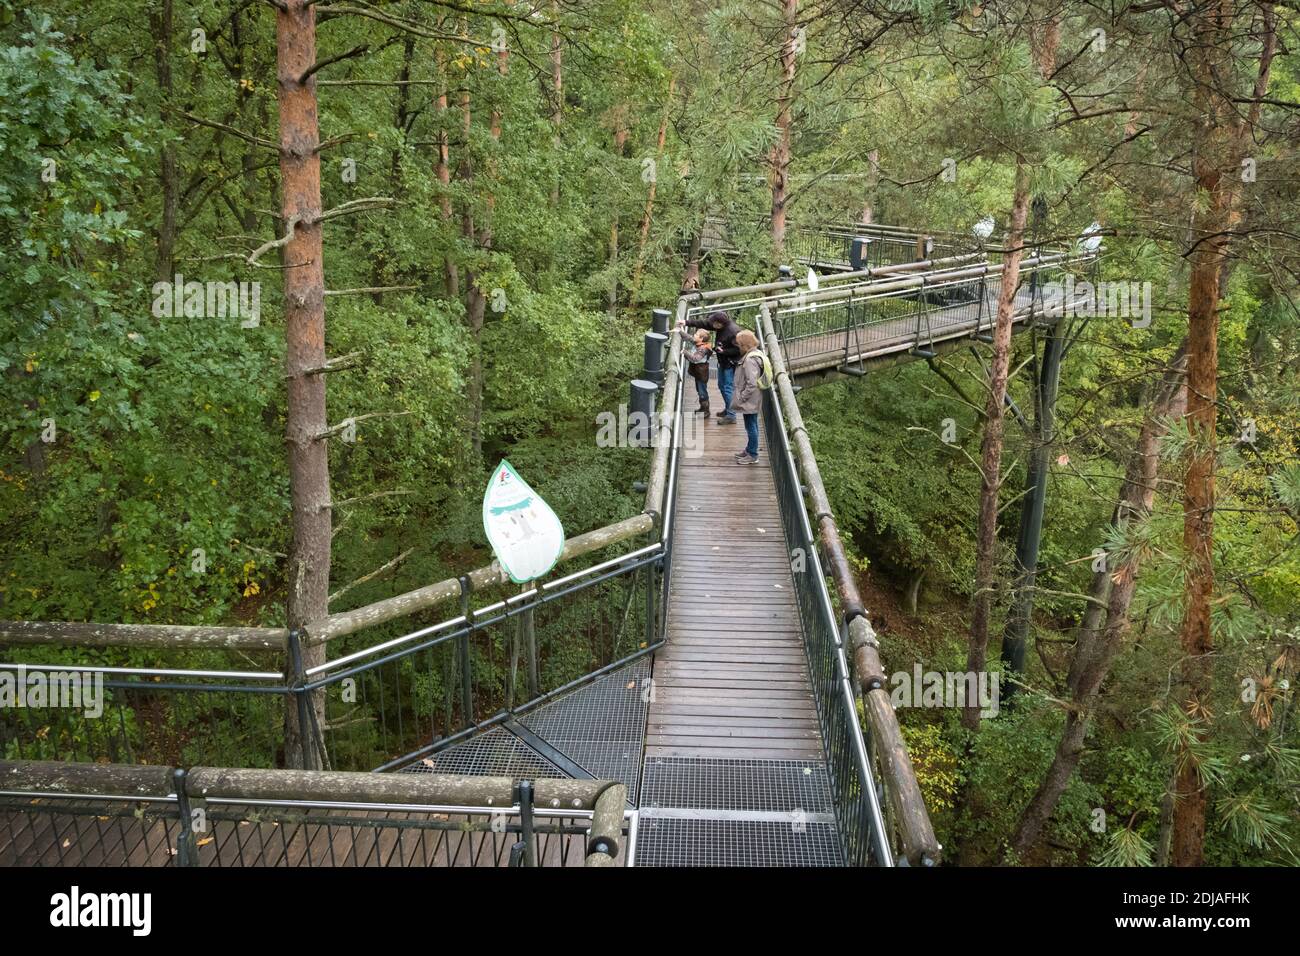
left=1, top=223, right=1095, bottom=868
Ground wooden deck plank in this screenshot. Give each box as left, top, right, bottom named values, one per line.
left=645, top=399, right=827, bottom=780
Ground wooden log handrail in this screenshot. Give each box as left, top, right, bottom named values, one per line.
left=0, top=758, right=624, bottom=812
left=759, top=301, right=942, bottom=866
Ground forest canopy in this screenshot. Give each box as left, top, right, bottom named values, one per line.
left=0, top=0, right=1297, bottom=867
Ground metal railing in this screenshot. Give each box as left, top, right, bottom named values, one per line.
left=757, top=299, right=943, bottom=865
left=0, top=761, right=630, bottom=867
left=0, top=312, right=694, bottom=778
left=771, top=255, right=1082, bottom=373
left=762, top=387, right=893, bottom=866
left=696, top=217, right=981, bottom=272
left=0, top=551, right=662, bottom=773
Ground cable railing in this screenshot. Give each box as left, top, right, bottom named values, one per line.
left=769, top=254, right=1090, bottom=375
left=0, top=551, right=662, bottom=773
left=695, top=216, right=983, bottom=272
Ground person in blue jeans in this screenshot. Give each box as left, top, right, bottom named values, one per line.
left=685, top=310, right=742, bottom=424
left=730, top=330, right=766, bottom=464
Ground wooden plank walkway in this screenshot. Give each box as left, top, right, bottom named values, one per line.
left=645, top=405, right=821, bottom=760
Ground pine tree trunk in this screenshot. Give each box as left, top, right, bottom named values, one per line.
left=1170, top=0, right=1274, bottom=867
left=150, top=0, right=177, bottom=282
left=770, top=0, right=797, bottom=263
left=608, top=107, right=629, bottom=314
left=435, top=35, right=458, bottom=299
left=1011, top=347, right=1187, bottom=856
left=631, top=77, right=674, bottom=301
left=277, top=0, right=330, bottom=769
left=550, top=1, right=563, bottom=206
left=962, top=161, right=1029, bottom=732
left=859, top=149, right=878, bottom=225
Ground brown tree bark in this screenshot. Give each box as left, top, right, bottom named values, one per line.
left=962, top=160, right=1030, bottom=732
left=681, top=232, right=702, bottom=291
left=550, top=0, right=563, bottom=206
left=1170, top=0, right=1275, bottom=867
left=277, top=0, right=331, bottom=769
left=1010, top=346, right=1188, bottom=856
left=770, top=0, right=798, bottom=262
left=608, top=104, right=629, bottom=314
left=630, top=77, right=675, bottom=302
left=464, top=39, right=508, bottom=462
left=435, top=39, right=458, bottom=299
left=150, top=0, right=177, bottom=282
left=859, top=148, right=878, bottom=225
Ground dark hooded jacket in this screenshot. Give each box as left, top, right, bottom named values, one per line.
left=686, top=311, right=743, bottom=370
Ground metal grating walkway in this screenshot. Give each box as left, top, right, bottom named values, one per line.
left=402, top=658, right=650, bottom=804
left=641, top=756, right=832, bottom=813
left=634, top=816, right=842, bottom=867
left=405, top=727, right=567, bottom=780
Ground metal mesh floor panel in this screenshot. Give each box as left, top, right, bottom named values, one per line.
left=634, top=816, right=843, bottom=867
left=520, top=658, right=651, bottom=803
left=402, top=728, right=566, bottom=780
left=641, top=757, right=833, bottom=813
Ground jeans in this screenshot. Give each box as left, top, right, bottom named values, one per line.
left=717, top=365, right=735, bottom=417
left=694, top=377, right=709, bottom=404
left=744, top=413, right=759, bottom=457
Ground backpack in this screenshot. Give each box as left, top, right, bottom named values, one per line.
left=751, top=350, right=774, bottom=390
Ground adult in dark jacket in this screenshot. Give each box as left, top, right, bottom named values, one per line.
left=685, top=310, right=742, bottom=423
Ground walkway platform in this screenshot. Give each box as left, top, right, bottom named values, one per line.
left=784, top=285, right=1040, bottom=381
left=404, top=403, right=843, bottom=865
left=634, top=403, right=841, bottom=865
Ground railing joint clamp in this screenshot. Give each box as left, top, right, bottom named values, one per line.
left=458, top=576, right=474, bottom=627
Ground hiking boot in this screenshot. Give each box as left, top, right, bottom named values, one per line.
left=715, top=414, right=737, bottom=426
left=734, top=449, right=749, bottom=459
left=736, top=453, right=759, bottom=465
left=695, top=401, right=710, bottom=415
left=715, top=409, right=729, bottom=418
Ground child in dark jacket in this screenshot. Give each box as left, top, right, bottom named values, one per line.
left=685, top=310, right=743, bottom=423
left=679, top=327, right=712, bottom=414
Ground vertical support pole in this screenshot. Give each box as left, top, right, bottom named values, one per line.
left=172, top=768, right=199, bottom=867
left=1001, top=306, right=1065, bottom=695
left=650, top=308, right=671, bottom=335
left=644, top=558, right=657, bottom=647
left=518, top=779, right=536, bottom=867
left=458, top=576, right=474, bottom=725
left=522, top=591, right=539, bottom=701
left=287, top=628, right=322, bottom=770
left=1001, top=196, right=1055, bottom=700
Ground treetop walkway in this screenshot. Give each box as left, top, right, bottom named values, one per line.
left=0, top=223, right=1096, bottom=866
